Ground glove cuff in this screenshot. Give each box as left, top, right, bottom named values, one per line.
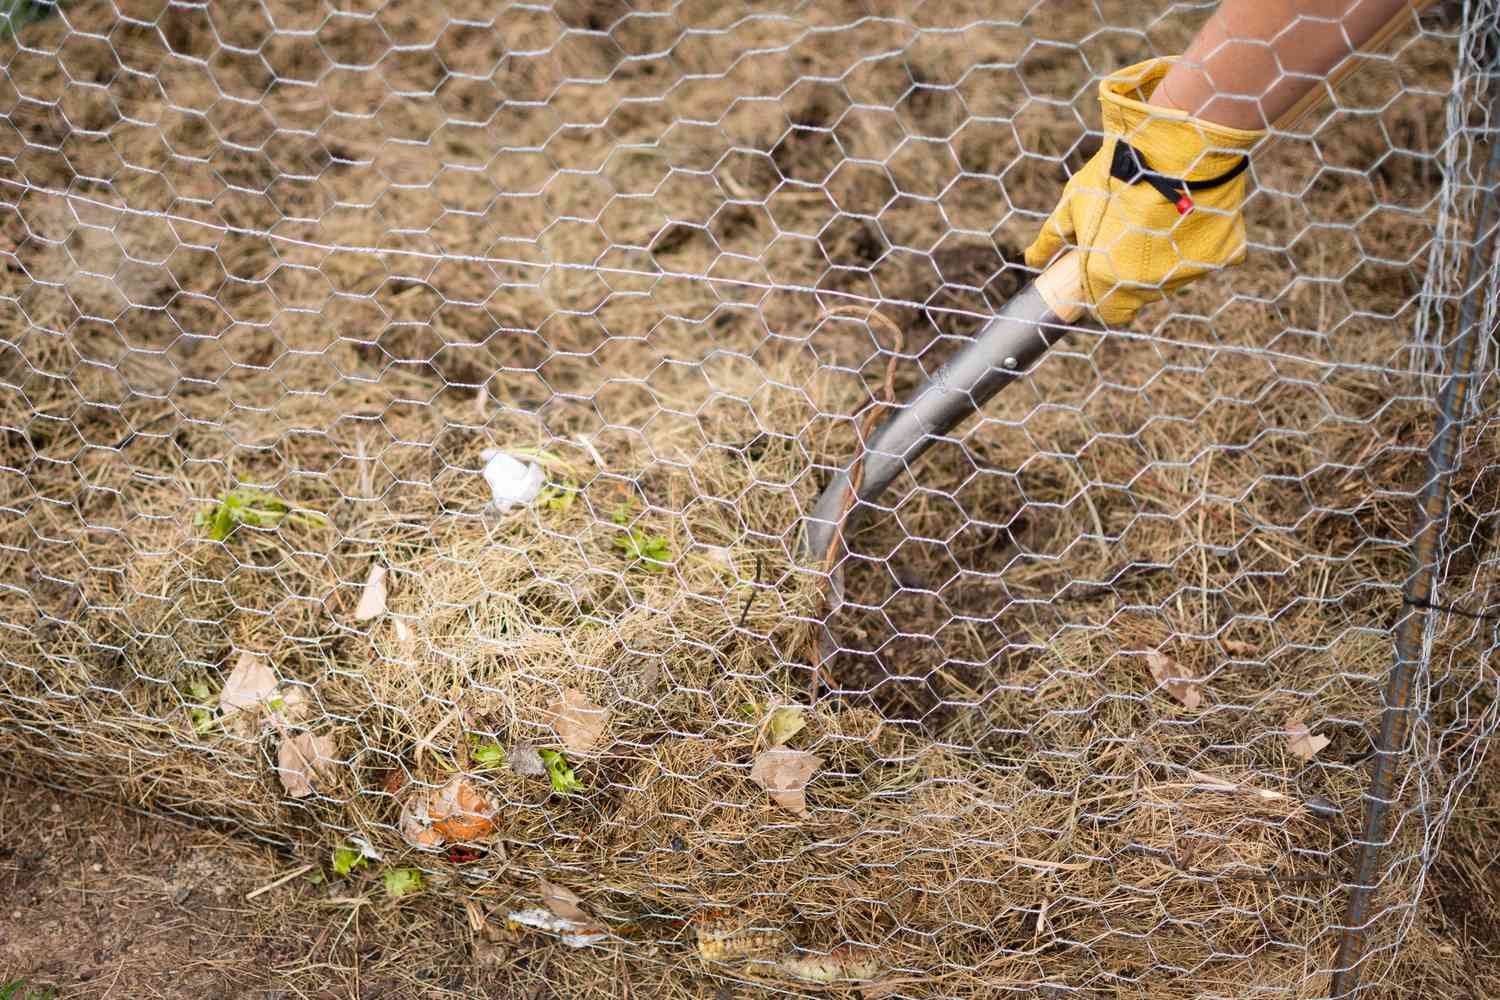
left=1099, top=58, right=1266, bottom=180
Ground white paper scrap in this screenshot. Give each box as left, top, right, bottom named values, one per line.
left=479, top=449, right=544, bottom=513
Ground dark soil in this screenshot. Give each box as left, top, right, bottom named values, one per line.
left=0, top=774, right=778, bottom=999
left=0, top=774, right=471, bottom=999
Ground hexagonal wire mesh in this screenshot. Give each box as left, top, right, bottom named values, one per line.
left=0, top=1, right=1497, bottom=997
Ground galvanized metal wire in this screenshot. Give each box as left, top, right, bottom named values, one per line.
left=0, top=3, right=1495, bottom=998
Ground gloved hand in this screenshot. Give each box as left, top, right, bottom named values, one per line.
left=1024, top=58, right=1265, bottom=326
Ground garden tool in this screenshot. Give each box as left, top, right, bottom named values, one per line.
left=802, top=1, right=1436, bottom=567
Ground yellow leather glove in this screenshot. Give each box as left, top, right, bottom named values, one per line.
left=1024, top=58, right=1265, bottom=326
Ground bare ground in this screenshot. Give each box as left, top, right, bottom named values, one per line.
left=0, top=773, right=791, bottom=999
left=0, top=773, right=478, bottom=999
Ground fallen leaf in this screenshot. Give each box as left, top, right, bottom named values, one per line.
left=354, top=564, right=388, bottom=621
left=472, top=935, right=508, bottom=969
left=383, top=868, right=423, bottom=898
left=509, top=743, right=545, bottom=777
left=545, top=688, right=609, bottom=754
left=776, top=945, right=882, bottom=983
left=276, top=732, right=338, bottom=798
left=750, top=749, right=822, bottom=816
left=1146, top=651, right=1203, bottom=710
left=539, top=749, right=583, bottom=794
left=638, top=659, right=661, bottom=693
left=539, top=880, right=591, bottom=925
left=219, top=657, right=312, bottom=738
left=220, top=652, right=277, bottom=715
left=393, top=616, right=414, bottom=642
left=767, top=705, right=806, bottom=746
left=1286, top=716, right=1331, bottom=761
left=1222, top=640, right=1257, bottom=656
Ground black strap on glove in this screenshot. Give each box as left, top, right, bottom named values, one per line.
left=1108, top=140, right=1250, bottom=215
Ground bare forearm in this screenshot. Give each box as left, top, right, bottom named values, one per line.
left=1150, top=0, right=1414, bottom=128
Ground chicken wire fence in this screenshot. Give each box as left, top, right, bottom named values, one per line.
left=0, top=1, right=1498, bottom=997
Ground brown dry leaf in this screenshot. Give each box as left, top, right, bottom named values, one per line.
left=1146, top=651, right=1203, bottom=710
left=472, top=936, right=506, bottom=970
left=1222, top=640, right=1257, bottom=656
left=750, top=749, right=822, bottom=816
left=538, top=879, right=592, bottom=925
left=354, top=564, right=389, bottom=621
left=1286, top=716, right=1331, bottom=761
left=225, top=681, right=311, bottom=739
left=637, top=659, right=661, bottom=693
left=220, top=652, right=277, bottom=715
left=276, top=732, right=337, bottom=798
left=545, top=688, right=610, bottom=754
left=218, top=654, right=313, bottom=738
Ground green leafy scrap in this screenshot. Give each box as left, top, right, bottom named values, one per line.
left=383, top=867, right=423, bottom=898
left=0, top=1, right=64, bottom=44
left=469, top=737, right=506, bottom=770
left=538, top=481, right=578, bottom=513
left=0, top=981, right=56, bottom=1000
left=768, top=706, right=807, bottom=746
left=196, top=487, right=330, bottom=542
left=185, top=677, right=216, bottom=735
left=332, top=845, right=367, bottom=877
left=539, top=748, right=583, bottom=794
left=612, top=506, right=672, bottom=572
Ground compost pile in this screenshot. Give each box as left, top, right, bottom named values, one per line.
left=0, top=1, right=1495, bottom=997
